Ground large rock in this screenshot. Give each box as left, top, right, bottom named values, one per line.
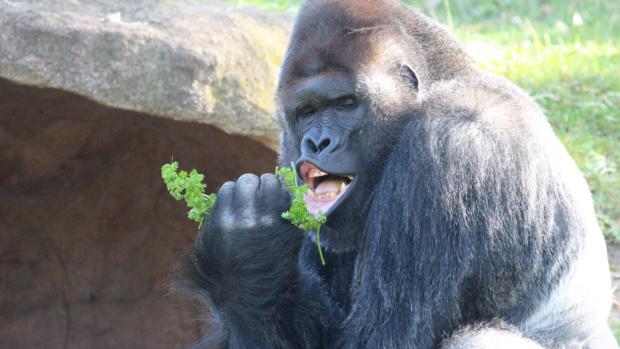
left=0, top=0, right=293, bottom=146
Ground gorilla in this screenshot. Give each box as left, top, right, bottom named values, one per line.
left=182, top=0, right=617, bottom=348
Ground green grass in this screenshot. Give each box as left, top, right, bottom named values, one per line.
left=229, top=0, right=620, bottom=242
left=448, top=2, right=620, bottom=243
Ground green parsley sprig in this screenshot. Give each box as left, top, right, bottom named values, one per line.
left=161, top=161, right=216, bottom=227
left=276, top=163, right=327, bottom=265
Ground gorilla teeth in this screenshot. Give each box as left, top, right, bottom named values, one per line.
left=303, top=164, right=354, bottom=192
left=308, top=169, right=328, bottom=190
left=308, top=178, right=349, bottom=198
left=309, top=169, right=328, bottom=178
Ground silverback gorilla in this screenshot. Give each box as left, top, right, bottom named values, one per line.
left=183, top=1, right=617, bottom=348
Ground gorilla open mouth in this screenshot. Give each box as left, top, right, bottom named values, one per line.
left=299, top=162, right=355, bottom=218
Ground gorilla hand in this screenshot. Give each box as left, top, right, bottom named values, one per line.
left=187, top=173, right=304, bottom=309
left=213, top=173, right=291, bottom=233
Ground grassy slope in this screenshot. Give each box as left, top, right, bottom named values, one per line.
left=231, top=0, right=620, bottom=243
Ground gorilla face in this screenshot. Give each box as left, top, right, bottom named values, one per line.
left=284, top=72, right=363, bottom=218
left=280, top=74, right=373, bottom=250
left=279, top=62, right=419, bottom=251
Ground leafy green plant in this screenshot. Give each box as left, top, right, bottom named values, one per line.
left=161, top=161, right=328, bottom=265
left=276, top=164, right=327, bottom=265
left=161, top=161, right=216, bottom=226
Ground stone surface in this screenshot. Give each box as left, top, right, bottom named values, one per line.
left=0, top=0, right=293, bottom=146
left=0, top=77, right=278, bottom=348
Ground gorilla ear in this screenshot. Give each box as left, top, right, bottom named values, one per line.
left=400, top=64, right=420, bottom=92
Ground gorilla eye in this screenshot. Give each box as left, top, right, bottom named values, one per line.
left=297, top=105, right=316, bottom=116
left=338, top=96, right=357, bottom=108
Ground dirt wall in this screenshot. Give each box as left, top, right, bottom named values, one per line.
left=0, top=78, right=277, bottom=348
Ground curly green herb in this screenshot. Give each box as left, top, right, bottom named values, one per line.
left=161, top=161, right=216, bottom=227
left=276, top=164, right=327, bottom=265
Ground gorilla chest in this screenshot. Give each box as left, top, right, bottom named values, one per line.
left=318, top=250, right=357, bottom=314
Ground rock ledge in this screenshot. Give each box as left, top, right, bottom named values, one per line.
left=0, top=0, right=293, bottom=145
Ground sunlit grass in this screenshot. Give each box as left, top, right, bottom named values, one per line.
left=227, top=0, right=620, bottom=241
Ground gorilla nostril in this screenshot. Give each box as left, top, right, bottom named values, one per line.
left=304, top=137, right=319, bottom=154
left=318, top=138, right=331, bottom=152
left=302, top=136, right=332, bottom=155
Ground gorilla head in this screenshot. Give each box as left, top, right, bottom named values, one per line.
left=277, top=0, right=474, bottom=251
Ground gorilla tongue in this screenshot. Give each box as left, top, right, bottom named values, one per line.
left=304, top=177, right=348, bottom=217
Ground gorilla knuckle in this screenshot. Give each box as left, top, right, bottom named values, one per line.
left=216, top=211, right=238, bottom=233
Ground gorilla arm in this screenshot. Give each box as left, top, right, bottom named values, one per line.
left=342, top=77, right=585, bottom=348
left=182, top=174, right=334, bottom=348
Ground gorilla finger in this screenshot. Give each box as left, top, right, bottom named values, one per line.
left=213, top=181, right=235, bottom=215
left=234, top=173, right=260, bottom=205
left=259, top=173, right=290, bottom=207
left=210, top=181, right=238, bottom=232
left=259, top=173, right=280, bottom=195
left=217, top=181, right=235, bottom=196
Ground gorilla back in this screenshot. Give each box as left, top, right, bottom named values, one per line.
left=183, top=1, right=616, bottom=348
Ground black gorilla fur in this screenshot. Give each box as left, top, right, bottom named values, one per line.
left=182, top=1, right=616, bottom=348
